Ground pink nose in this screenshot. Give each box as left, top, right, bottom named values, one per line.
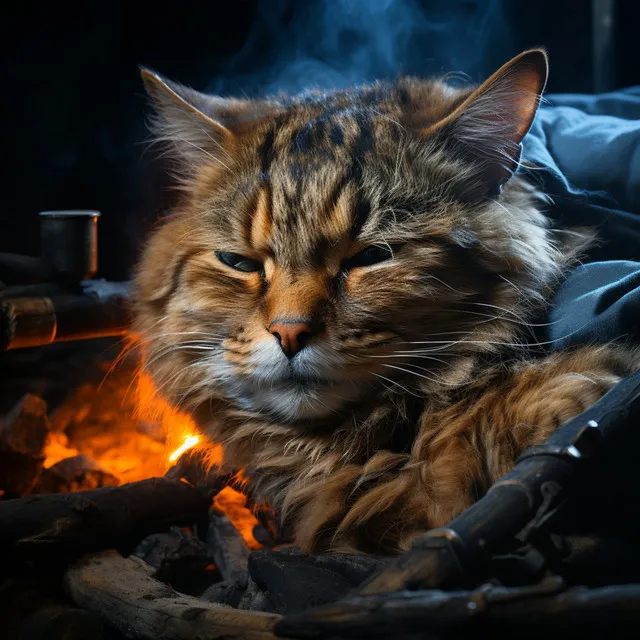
left=268, top=320, right=313, bottom=358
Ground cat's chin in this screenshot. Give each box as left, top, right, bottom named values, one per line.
left=230, top=379, right=365, bottom=424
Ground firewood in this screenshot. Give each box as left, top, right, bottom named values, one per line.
left=207, top=507, right=251, bottom=583
left=275, top=577, right=640, bottom=639
left=0, top=393, right=50, bottom=495
left=0, top=477, right=211, bottom=563
left=0, top=393, right=50, bottom=456
left=65, top=550, right=281, bottom=640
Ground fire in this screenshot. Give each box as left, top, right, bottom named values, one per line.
left=40, top=367, right=264, bottom=550
left=136, top=373, right=263, bottom=548
left=168, top=434, right=200, bottom=462
left=44, top=432, right=81, bottom=468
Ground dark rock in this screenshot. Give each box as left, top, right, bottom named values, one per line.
left=247, top=547, right=388, bottom=614
left=200, top=573, right=249, bottom=608
left=35, top=454, right=119, bottom=493
left=236, top=575, right=279, bottom=613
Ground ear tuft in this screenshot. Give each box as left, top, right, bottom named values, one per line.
left=140, top=68, right=235, bottom=173
left=427, top=49, right=549, bottom=195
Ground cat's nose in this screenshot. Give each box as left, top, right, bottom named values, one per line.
left=268, top=320, right=313, bottom=358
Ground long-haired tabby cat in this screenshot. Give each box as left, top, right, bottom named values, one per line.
left=134, top=50, right=639, bottom=554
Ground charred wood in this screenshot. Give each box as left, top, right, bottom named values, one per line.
left=0, top=477, right=211, bottom=564
left=0, top=393, right=50, bottom=496
left=207, top=507, right=251, bottom=583
left=0, top=393, right=50, bottom=456
left=276, top=577, right=640, bottom=639
left=132, top=526, right=219, bottom=596
left=248, top=548, right=387, bottom=615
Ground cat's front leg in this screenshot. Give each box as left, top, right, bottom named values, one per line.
left=414, top=345, right=638, bottom=531
left=281, top=347, right=638, bottom=554
left=283, top=450, right=431, bottom=554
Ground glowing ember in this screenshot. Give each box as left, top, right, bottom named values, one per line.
left=44, top=432, right=81, bottom=468
left=168, top=434, right=200, bottom=462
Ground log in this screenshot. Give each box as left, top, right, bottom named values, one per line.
left=0, top=393, right=50, bottom=495
left=0, top=477, right=211, bottom=563
left=207, top=507, right=251, bottom=583
left=65, top=550, right=281, bottom=640
left=275, top=577, right=640, bottom=639
left=0, top=285, right=130, bottom=351
left=0, top=393, right=51, bottom=456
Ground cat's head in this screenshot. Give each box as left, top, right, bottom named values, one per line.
left=135, top=50, right=560, bottom=424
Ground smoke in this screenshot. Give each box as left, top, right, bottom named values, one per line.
left=207, top=0, right=514, bottom=97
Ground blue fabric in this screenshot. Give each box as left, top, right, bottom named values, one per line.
left=520, top=89, right=640, bottom=349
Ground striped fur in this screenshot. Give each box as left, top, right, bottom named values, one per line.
left=133, top=51, right=639, bottom=553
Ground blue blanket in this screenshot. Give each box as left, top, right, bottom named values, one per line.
left=521, top=88, right=640, bottom=348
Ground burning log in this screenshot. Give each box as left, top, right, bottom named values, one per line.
left=64, top=550, right=281, bottom=640
left=0, top=477, right=211, bottom=564
left=0, top=393, right=50, bottom=495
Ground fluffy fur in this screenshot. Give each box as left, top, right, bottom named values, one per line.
left=133, top=50, right=639, bottom=554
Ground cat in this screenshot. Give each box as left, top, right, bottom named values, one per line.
left=133, top=49, right=639, bottom=554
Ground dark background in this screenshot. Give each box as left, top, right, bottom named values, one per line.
left=1, top=0, right=638, bottom=281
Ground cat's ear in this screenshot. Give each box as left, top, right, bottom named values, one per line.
left=140, top=68, right=271, bottom=170
left=427, top=49, right=548, bottom=194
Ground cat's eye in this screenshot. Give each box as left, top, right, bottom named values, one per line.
left=215, top=251, right=262, bottom=273
left=343, top=245, right=394, bottom=270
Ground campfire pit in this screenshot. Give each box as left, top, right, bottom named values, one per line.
left=2, top=287, right=640, bottom=639
left=0, top=337, right=391, bottom=640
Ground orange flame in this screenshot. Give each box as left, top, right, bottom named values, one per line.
left=168, top=434, right=200, bottom=462
left=43, top=369, right=263, bottom=549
